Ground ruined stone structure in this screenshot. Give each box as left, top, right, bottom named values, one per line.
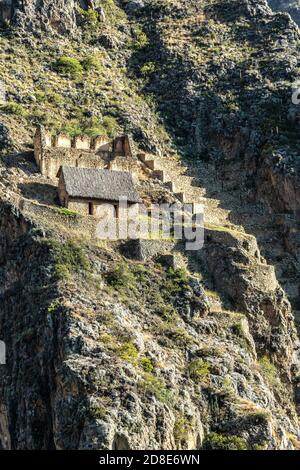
left=34, top=126, right=142, bottom=179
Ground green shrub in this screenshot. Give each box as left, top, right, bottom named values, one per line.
left=259, top=356, right=278, bottom=387
left=139, top=373, right=172, bottom=403
left=131, top=24, right=149, bottom=49
left=100, top=0, right=126, bottom=24
left=174, top=418, right=193, bottom=447
left=82, top=55, right=102, bottom=71
left=54, top=56, right=83, bottom=79
left=102, top=116, right=119, bottom=137
left=203, top=432, right=248, bottom=450
left=89, top=398, right=112, bottom=420
left=79, top=8, right=99, bottom=27
left=50, top=239, right=91, bottom=280
left=56, top=208, right=79, bottom=217
left=118, top=342, right=138, bottom=364
left=106, top=262, right=136, bottom=290
left=48, top=92, right=65, bottom=106
left=81, top=116, right=107, bottom=138
left=158, top=303, right=176, bottom=322
left=149, top=290, right=175, bottom=321
left=60, top=123, right=83, bottom=137
left=140, top=357, right=154, bottom=373
left=2, top=101, right=28, bottom=117
left=89, top=403, right=107, bottom=420
left=47, top=300, right=61, bottom=315
left=188, top=359, right=210, bottom=383
left=84, top=126, right=107, bottom=138
left=35, top=90, right=47, bottom=102
left=164, top=268, right=189, bottom=297
left=140, top=61, right=156, bottom=77
left=166, top=327, right=194, bottom=349
left=98, top=332, right=116, bottom=347
left=167, top=267, right=188, bottom=283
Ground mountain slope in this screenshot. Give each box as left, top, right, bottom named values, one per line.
left=268, top=1, right=300, bottom=25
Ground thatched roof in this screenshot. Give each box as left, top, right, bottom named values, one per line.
left=57, top=166, right=141, bottom=203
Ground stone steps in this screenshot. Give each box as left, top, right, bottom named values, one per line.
left=138, top=152, right=239, bottom=226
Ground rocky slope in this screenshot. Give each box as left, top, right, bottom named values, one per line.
left=0, top=0, right=300, bottom=450
left=0, top=194, right=299, bottom=450
left=268, top=1, right=300, bottom=25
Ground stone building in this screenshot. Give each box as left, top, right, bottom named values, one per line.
left=57, top=166, right=141, bottom=217
left=34, top=126, right=143, bottom=179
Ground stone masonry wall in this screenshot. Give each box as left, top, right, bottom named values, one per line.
left=41, top=148, right=109, bottom=179
left=34, top=127, right=144, bottom=179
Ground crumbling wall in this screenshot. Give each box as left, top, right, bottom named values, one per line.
left=66, top=199, right=140, bottom=219
left=41, top=149, right=109, bottom=179
left=109, top=157, right=142, bottom=179
left=57, top=174, right=68, bottom=207
left=113, top=135, right=132, bottom=157
left=34, top=127, right=141, bottom=179
left=119, top=239, right=178, bottom=261
left=21, top=198, right=98, bottom=237
left=94, top=135, right=111, bottom=152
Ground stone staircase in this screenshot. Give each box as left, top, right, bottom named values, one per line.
left=138, top=153, right=186, bottom=204
left=137, top=152, right=244, bottom=231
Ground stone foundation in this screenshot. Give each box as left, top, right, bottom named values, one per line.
left=119, top=239, right=178, bottom=261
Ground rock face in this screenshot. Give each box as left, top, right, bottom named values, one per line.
left=0, top=200, right=299, bottom=450
left=268, top=0, right=300, bottom=25
left=1, top=0, right=80, bottom=34
left=0, top=123, right=11, bottom=151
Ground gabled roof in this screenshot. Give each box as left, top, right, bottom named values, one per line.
left=57, top=166, right=141, bottom=203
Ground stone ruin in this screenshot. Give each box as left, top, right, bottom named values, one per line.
left=34, top=126, right=143, bottom=179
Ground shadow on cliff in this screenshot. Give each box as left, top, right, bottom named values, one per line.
left=18, top=182, right=58, bottom=205
left=1, top=151, right=38, bottom=175
left=125, top=1, right=300, bottom=312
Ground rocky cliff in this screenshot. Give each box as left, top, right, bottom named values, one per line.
left=1, top=0, right=78, bottom=34
left=0, top=0, right=300, bottom=450
left=268, top=1, right=300, bottom=26
left=0, top=197, right=299, bottom=450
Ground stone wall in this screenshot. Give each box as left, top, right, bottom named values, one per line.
left=34, top=126, right=143, bottom=179
left=57, top=174, right=68, bottom=207
left=109, top=156, right=142, bottom=179
left=41, top=148, right=109, bottom=179
left=67, top=198, right=140, bottom=219
left=113, top=135, right=132, bottom=157
left=119, top=239, right=178, bottom=261
left=21, top=198, right=98, bottom=238
left=68, top=199, right=90, bottom=216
